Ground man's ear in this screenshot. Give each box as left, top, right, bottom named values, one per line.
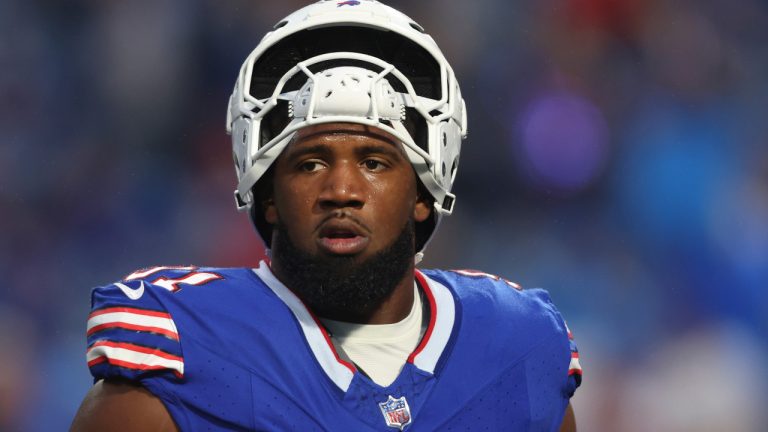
left=413, top=196, right=432, bottom=223
left=413, top=179, right=433, bottom=223
left=263, top=198, right=278, bottom=224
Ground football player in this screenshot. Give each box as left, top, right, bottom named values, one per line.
left=71, top=1, right=581, bottom=430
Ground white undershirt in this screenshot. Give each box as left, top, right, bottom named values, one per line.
left=320, top=284, right=425, bottom=387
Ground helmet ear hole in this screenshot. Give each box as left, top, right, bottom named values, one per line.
left=260, top=101, right=292, bottom=144
left=450, top=157, right=459, bottom=182
left=403, top=108, right=428, bottom=152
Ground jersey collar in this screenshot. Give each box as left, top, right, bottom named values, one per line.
left=253, top=261, right=457, bottom=392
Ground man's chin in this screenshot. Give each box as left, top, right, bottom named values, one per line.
left=272, top=220, right=416, bottom=320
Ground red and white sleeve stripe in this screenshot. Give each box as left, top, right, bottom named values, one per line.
left=87, top=340, right=184, bottom=377
left=87, top=307, right=180, bottom=341
left=568, top=352, right=582, bottom=376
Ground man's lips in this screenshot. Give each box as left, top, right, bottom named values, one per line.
left=316, top=219, right=370, bottom=255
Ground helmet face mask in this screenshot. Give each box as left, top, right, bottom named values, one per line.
left=228, top=0, right=467, bottom=255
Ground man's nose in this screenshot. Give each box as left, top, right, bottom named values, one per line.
left=317, top=162, right=365, bottom=210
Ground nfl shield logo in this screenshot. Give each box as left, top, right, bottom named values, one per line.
left=378, top=395, right=412, bottom=430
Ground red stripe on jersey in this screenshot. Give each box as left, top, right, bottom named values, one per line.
left=307, top=310, right=356, bottom=374
left=88, top=307, right=171, bottom=320
left=408, top=271, right=438, bottom=363
left=88, top=340, right=183, bottom=362
left=290, top=290, right=355, bottom=374
left=87, top=356, right=108, bottom=367
left=568, top=368, right=583, bottom=376
left=453, top=269, right=486, bottom=277
left=86, top=322, right=179, bottom=341
left=87, top=356, right=184, bottom=377
left=571, top=352, right=580, bottom=359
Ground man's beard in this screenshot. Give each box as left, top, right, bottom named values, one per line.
left=271, top=219, right=415, bottom=321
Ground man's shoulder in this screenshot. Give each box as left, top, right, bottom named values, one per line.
left=421, top=268, right=567, bottom=339
left=422, top=268, right=579, bottom=391
left=85, top=265, right=287, bottom=379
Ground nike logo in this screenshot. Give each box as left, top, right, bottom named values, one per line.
left=115, top=281, right=145, bottom=300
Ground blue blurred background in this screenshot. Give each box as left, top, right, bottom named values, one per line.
left=2, top=0, right=767, bottom=430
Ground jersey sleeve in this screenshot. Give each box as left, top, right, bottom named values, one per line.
left=86, top=279, right=184, bottom=382
left=527, top=288, right=583, bottom=398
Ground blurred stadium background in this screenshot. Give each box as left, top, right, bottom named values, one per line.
left=2, top=0, right=767, bottom=430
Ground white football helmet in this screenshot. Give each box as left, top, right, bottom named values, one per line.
left=227, top=0, right=467, bottom=254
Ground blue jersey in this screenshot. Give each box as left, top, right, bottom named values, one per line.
left=85, top=262, right=581, bottom=431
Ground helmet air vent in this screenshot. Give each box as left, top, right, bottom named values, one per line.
left=409, top=22, right=425, bottom=33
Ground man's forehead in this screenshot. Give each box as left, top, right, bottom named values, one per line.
left=291, top=122, right=402, bottom=148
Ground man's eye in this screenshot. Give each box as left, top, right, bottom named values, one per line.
left=363, top=159, right=386, bottom=171
left=299, top=161, right=324, bottom=172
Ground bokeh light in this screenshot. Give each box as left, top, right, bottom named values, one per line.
left=515, top=90, right=609, bottom=194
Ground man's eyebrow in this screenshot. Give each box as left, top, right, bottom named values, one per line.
left=284, top=144, right=332, bottom=160
left=355, top=144, right=405, bottom=159
left=285, top=143, right=405, bottom=160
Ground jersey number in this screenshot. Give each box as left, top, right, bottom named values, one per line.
left=125, top=266, right=222, bottom=293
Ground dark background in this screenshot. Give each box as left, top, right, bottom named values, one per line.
left=1, top=0, right=766, bottom=430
